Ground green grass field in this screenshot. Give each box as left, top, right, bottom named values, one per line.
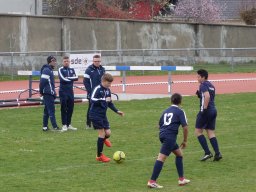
left=0, top=93, right=256, bottom=192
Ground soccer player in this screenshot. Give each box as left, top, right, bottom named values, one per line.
left=147, top=93, right=190, bottom=189
left=195, top=69, right=222, bottom=161
left=83, top=55, right=105, bottom=129
left=58, top=56, right=79, bottom=132
left=39, top=56, right=60, bottom=131
left=90, top=73, right=124, bottom=163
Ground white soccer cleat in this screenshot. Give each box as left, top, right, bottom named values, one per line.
left=68, top=125, right=77, bottom=131
left=42, top=127, right=48, bottom=131
left=178, top=178, right=190, bottom=186
left=61, top=125, right=68, bottom=132
left=147, top=181, right=163, bottom=189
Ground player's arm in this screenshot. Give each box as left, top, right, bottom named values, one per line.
left=179, top=110, right=188, bottom=149
left=90, top=86, right=105, bottom=105
left=39, top=68, right=50, bottom=95
left=58, top=67, right=71, bottom=83
left=106, top=92, right=124, bottom=116
left=202, top=91, right=210, bottom=109
left=67, top=68, right=78, bottom=81
left=83, top=69, right=92, bottom=98
left=180, top=125, right=188, bottom=149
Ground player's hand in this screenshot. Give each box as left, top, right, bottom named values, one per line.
left=196, top=90, right=201, bottom=98
left=180, top=141, right=187, bottom=149
left=106, top=97, right=111, bottom=102
left=117, top=111, right=124, bottom=117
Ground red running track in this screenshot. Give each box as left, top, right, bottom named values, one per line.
left=0, top=73, right=256, bottom=100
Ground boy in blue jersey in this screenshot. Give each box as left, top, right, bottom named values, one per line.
left=39, top=56, right=60, bottom=131
left=147, top=93, right=190, bottom=189
left=195, top=69, right=222, bottom=161
left=58, top=56, right=79, bottom=132
left=83, top=55, right=105, bottom=129
left=90, top=73, right=124, bottom=163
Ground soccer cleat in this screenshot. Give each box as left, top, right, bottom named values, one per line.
left=200, top=153, right=213, bottom=161
left=96, top=154, right=111, bottom=163
left=178, top=178, right=190, bottom=186
left=104, top=139, right=112, bottom=147
left=61, top=125, right=68, bottom=132
left=42, top=127, right=49, bottom=131
left=67, top=125, right=77, bottom=131
left=213, top=153, right=222, bottom=161
left=147, top=181, right=163, bottom=189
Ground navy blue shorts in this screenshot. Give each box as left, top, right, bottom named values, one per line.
left=90, top=116, right=110, bottom=130
left=159, top=135, right=179, bottom=156
left=195, top=109, right=217, bottom=130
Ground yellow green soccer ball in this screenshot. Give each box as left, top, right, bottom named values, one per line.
left=113, top=151, right=125, bottom=163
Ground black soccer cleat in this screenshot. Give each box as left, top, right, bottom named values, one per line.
left=42, top=127, right=49, bottom=131
left=213, top=153, right=222, bottom=161
left=200, top=153, right=213, bottom=161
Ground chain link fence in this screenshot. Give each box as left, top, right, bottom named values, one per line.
left=0, top=48, right=256, bottom=79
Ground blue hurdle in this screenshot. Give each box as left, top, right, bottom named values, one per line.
left=18, top=66, right=193, bottom=95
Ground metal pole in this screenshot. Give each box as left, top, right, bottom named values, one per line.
left=122, top=71, right=126, bottom=93
left=29, top=75, right=33, bottom=98
left=11, top=52, right=14, bottom=80
left=231, top=48, right=234, bottom=72
left=168, top=71, right=172, bottom=95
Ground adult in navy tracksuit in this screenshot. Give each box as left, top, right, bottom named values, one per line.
left=83, top=55, right=105, bottom=128
left=195, top=69, right=222, bottom=161
left=39, top=55, right=60, bottom=131
left=58, top=56, right=78, bottom=132
left=147, top=93, right=190, bottom=189
left=89, top=73, right=124, bottom=163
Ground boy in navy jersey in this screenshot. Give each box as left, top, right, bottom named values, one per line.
left=58, top=56, right=78, bottom=132
left=195, top=69, right=222, bottom=161
left=90, top=73, right=124, bottom=163
left=147, top=93, right=190, bottom=189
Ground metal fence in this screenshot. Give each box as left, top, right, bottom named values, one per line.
left=0, top=48, right=256, bottom=79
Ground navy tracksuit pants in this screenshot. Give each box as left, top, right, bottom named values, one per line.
left=43, top=94, right=58, bottom=128
left=59, top=91, right=74, bottom=126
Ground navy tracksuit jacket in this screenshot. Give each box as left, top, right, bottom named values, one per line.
left=58, top=66, right=78, bottom=126
left=39, top=64, right=58, bottom=128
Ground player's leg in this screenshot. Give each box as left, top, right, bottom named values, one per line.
left=59, top=93, right=68, bottom=131
left=195, top=112, right=212, bottom=161
left=42, top=100, right=49, bottom=131
left=44, top=95, right=59, bottom=130
left=103, top=117, right=112, bottom=147
left=148, top=136, right=172, bottom=189
left=205, top=110, right=222, bottom=161
left=86, top=99, right=92, bottom=128
left=91, top=118, right=110, bottom=162
left=172, top=144, right=190, bottom=186
left=67, top=95, right=77, bottom=130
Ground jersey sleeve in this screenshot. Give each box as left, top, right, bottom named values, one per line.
left=106, top=89, right=118, bottom=112
left=200, top=83, right=208, bottom=93
left=83, top=68, right=92, bottom=95
left=58, top=67, right=71, bottom=83
left=179, top=110, right=188, bottom=127
left=39, top=68, right=50, bottom=94
left=90, top=86, right=105, bottom=104
left=68, top=68, right=78, bottom=81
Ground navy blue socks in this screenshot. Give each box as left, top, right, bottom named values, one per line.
left=210, top=137, right=220, bottom=155
left=175, top=156, right=184, bottom=178
left=150, top=160, right=164, bottom=181
left=198, top=135, right=211, bottom=154
left=97, top=137, right=104, bottom=157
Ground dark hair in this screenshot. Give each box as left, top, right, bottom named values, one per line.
left=47, top=55, right=56, bottom=64
left=101, top=73, right=113, bottom=82
left=171, top=93, right=182, bottom=105
left=63, top=56, right=69, bottom=60
left=93, top=55, right=101, bottom=59
left=197, top=69, right=208, bottom=79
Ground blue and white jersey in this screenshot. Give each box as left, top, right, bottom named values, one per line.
left=39, top=64, right=56, bottom=97
left=83, top=64, right=105, bottom=97
left=199, top=81, right=216, bottom=111
left=58, top=66, right=78, bottom=94
left=159, top=105, right=188, bottom=137
left=89, top=84, right=118, bottom=118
